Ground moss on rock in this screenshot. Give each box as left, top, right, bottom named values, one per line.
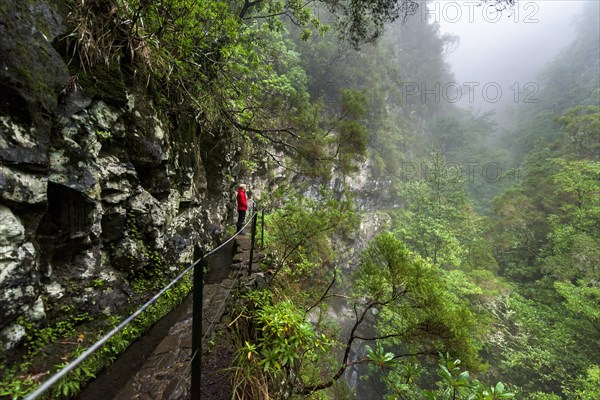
left=76, top=63, right=129, bottom=107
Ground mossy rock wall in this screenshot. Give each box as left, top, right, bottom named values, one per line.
left=0, top=0, right=242, bottom=358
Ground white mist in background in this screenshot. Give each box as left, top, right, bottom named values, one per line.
left=430, top=0, right=587, bottom=125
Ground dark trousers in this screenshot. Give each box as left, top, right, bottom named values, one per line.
left=237, top=210, right=246, bottom=232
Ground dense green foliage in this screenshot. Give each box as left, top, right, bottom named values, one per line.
left=231, top=193, right=510, bottom=399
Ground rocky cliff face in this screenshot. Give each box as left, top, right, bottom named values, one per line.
left=0, top=0, right=242, bottom=352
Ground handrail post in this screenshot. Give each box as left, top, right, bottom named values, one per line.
left=248, top=208, right=258, bottom=275
left=191, top=247, right=204, bottom=400
left=261, top=210, right=265, bottom=250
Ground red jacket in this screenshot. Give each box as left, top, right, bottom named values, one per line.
left=237, top=188, right=248, bottom=211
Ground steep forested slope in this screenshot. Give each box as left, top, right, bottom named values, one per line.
left=484, top=2, right=599, bottom=397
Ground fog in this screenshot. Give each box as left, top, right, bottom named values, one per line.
left=429, top=0, right=587, bottom=125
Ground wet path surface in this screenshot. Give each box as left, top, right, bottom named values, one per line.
left=77, top=234, right=243, bottom=400
left=204, top=239, right=233, bottom=284
left=76, top=294, right=194, bottom=400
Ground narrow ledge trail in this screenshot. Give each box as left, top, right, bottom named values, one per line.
left=77, top=229, right=257, bottom=400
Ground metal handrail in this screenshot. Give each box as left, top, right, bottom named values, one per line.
left=23, top=211, right=259, bottom=400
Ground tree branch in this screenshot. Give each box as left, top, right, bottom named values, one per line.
left=305, top=269, right=337, bottom=314
left=239, top=0, right=265, bottom=19
left=298, top=297, right=392, bottom=395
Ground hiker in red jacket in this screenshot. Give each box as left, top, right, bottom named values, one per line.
left=236, top=184, right=248, bottom=232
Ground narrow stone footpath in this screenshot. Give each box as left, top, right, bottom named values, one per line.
left=77, top=231, right=260, bottom=400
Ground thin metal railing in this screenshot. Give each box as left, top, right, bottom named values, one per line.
left=23, top=211, right=259, bottom=400
left=168, top=232, right=251, bottom=400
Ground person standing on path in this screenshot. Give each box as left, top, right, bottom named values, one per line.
left=236, top=183, right=248, bottom=232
